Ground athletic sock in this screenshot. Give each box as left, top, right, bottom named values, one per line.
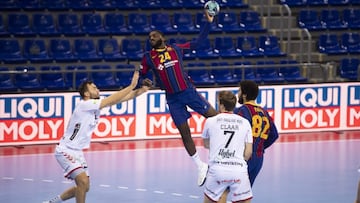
left=191, top=152, right=203, bottom=168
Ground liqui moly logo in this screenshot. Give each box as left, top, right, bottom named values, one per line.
left=73, top=94, right=136, bottom=138
left=146, top=91, right=207, bottom=136
left=282, top=86, right=341, bottom=129
left=0, top=96, right=64, bottom=143
left=347, top=85, right=360, bottom=127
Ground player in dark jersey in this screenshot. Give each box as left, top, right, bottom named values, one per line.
left=234, top=80, right=279, bottom=186
left=138, top=10, right=218, bottom=186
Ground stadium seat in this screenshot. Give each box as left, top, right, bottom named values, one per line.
left=89, top=0, right=115, bottom=10
left=113, top=0, right=140, bottom=10
left=32, top=13, right=59, bottom=36
left=341, top=32, right=360, bottom=53
left=98, top=38, right=126, bottom=61
left=210, top=62, right=239, bottom=85
left=65, top=65, right=89, bottom=89
left=339, top=58, right=359, bottom=80
left=116, top=64, right=136, bottom=87
left=239, top=11, right=266, bottom=32
left=279, top=60, right=308, bottom=83
left=158, top=0, right=183, bottom=9
left=150, top=13, right=177, bottom=34
left=173, top=12, right=198, bottom=34
left=68, top=0, right=93, bottom=10
left=214, top=37, right=242, bottom=58
left=256, top=61, right=285, bottom=84
left=81, top=13, right=106, bottom=35
left=328, top=0, right=350, bottom=5
left=350, top=0, right=360, bottom=4
left=181, top=0, right=203, bottom=9
left=57, top=13, right=83, bottom=36
left=343, top=8, right=360, bottom=29
left=219, top=0, right=248, bottom=8
left=320, top=9, right=347, bottom=30
left=23, top=39, right=52, bottom=63
left=0, top=67, right=17, bottom=92
left=7, top=13, right=35, bottom=36
left=128, top=13, right=151, bottom=34
left=217, top=12, right=244, bottom=33
left=279, top=0, right=307, bottom=6
left=20, top=0, right=44, bottom=10
left=306, top=0, right=327, bottom=5
left=318, top=34, right=347, bottom=54
left=0, top=39, right=27, bottom=64
left=40, top=66, right=69, bottom=90
left=104, top=13, right=131, bottom=35
left=139, top=0, right=161, bottom=9
left=195, top=12, right=222, bottom=33
left=15, top=66, right=44, bottom=91
left=0, top=0, right=20, bottom=10
left=194, top=38, right=219, bottom=59
left=49, top=39, right=77, bottom=62
left=233, top=61, right=261, bottom=82
left=121, top=38, right=144, bottom=60
left=42, top=0, right=68, bottom=10
left=74, top=39, right=101, bottom=62
left=236, top=36, right=263, bottom=57
left=298, top=10, right=325, bottom=30
left=167, top=37, right=197, bottom=60
left=0, top=15, right=9, bottom=36
left=258, top=35, right=286, bottom=57
left=90, top=65, right=118, bottom=89
left=187, top=63, right=216, bottom=86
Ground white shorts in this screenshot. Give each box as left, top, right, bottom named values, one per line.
left=55, top=145, right=89, bottom=180
left=204, top=164, right=253, bottom=202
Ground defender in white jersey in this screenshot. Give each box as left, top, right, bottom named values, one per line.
left=43, top=71, right=151, bottom=203
left=202, top=91, right=253, bottom=203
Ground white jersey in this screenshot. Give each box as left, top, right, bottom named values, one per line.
left=202, top=113, right=253, bottom=171
left=59, top=99, right=102, bottom=150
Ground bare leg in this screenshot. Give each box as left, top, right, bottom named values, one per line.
left=59, top=172, right=89, bottom=203
left=177, top=122, right=196, bottom=156
left=218, top=189, right=229, bottom=203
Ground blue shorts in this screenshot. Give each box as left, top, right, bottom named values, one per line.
left=166, top=87, right=212, bottom=126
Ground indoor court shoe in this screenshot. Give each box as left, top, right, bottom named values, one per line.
left=197, top=162, right=208, bottom=186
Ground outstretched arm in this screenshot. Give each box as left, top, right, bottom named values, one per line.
left=189, top=9, right=215, bottom=49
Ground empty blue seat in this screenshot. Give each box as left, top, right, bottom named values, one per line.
left=339, top=58, right=359, bottom=80
left=49, top=39, right=77, bottom=62
left=187, top=63, right=215, bottom=86
left=65, top=65, right=89, bottom=89
left=195, top=12, right=222, bottom=33
left=219, top=0, right=248, bottom=8
left=0, top=67, right=17, bottom=92
left=116, top=64, right=136, bottom=87
left=0, top=39, right=26, bottom=64
left=128, top=13, right=151, bottom=34
left=113, top=0, right=139, bottom=10
left=42, top=0, right=68, bottom=10
left=32, top=13, right=59, bottom=36
left=279, top=0, right=307, bottom=6
left=214, top=37, right=242, bottom=58
left=139, top=0, right=161, bottom=9
left=81, top=13, right=106, bottom=35
left=298, top=10, right=325, bottom=30
left=279, top=60, right=307, bottom=83
left=0, top=15, right=9, bottom=36
left=320, top=9, right=347, bottom=30
left=23, top=39, right=52, bottom=63
left=256, top=61, right=285, bottom=84
left=306, top=0, right=327, bottom=5
left=68, top=0, right=93, bottom=10
left=121, top=38, right=144, bottom=60
left=233, top=61, right=261, bottom=82
left=89, top=0, right=114, bottom=10
left=341, top=32, right=360, bottom=53
left=40, top=66, right=69, bottom=90
left=236, top=36, right=263, bottom=57
left=343, top=8, right=360, bottom=29
left=173, top=12, right=198, bottom=34
left=58, top=13, right=83, bottom=36
left=150, top=13, right=177, bottom=34
left=98, top=38, right=126, bottom=61
left=239, top=11, right=266, bottom=32
left=217, top=12, right=244, bottom=33
left=91, top=65, right=118, bottom=89
left=194, top=38, right=219, bottom=59
left=7, top=13, right=35, bottom=36
left=104, top=13, right=131, bottom=35
left=258, top=35, right=286, bottom=57
left=0, top=0, right=20, bottom=10
left=158, top=0, right=183, bottom=9
left=328, top=0, right=350, bottom=5
left=181, top=0, right=203, bottom=8
left=318, top=34, right=347, bottom=54
left=210, top=62, right=239, bottom=85
left=74, top=39, right=101, bottom=62
left=350, top=0, right=360, bottom=4
left=15, top=66, right=44, bottom=91
left=20, top=0, right=44, bottom=10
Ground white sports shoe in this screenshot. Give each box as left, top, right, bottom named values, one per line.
left=197, top=162, right=208, bottom=186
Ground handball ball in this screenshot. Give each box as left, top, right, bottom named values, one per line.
left=204, top=0, right=220, bottom=16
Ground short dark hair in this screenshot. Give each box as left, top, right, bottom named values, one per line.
left=151, top=30, right=165, bottom=37
left=218, top=90, right=237, bottom=111
left=239, top=80, right=259, bottom=100
left=78, top=80, right=93, bottom=99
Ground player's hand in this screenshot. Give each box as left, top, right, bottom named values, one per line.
left=142, top=78, right=153, bottom=87
left=130, top=71, right=139, bottom=88
left=204, top=9, right=214, bottom=23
